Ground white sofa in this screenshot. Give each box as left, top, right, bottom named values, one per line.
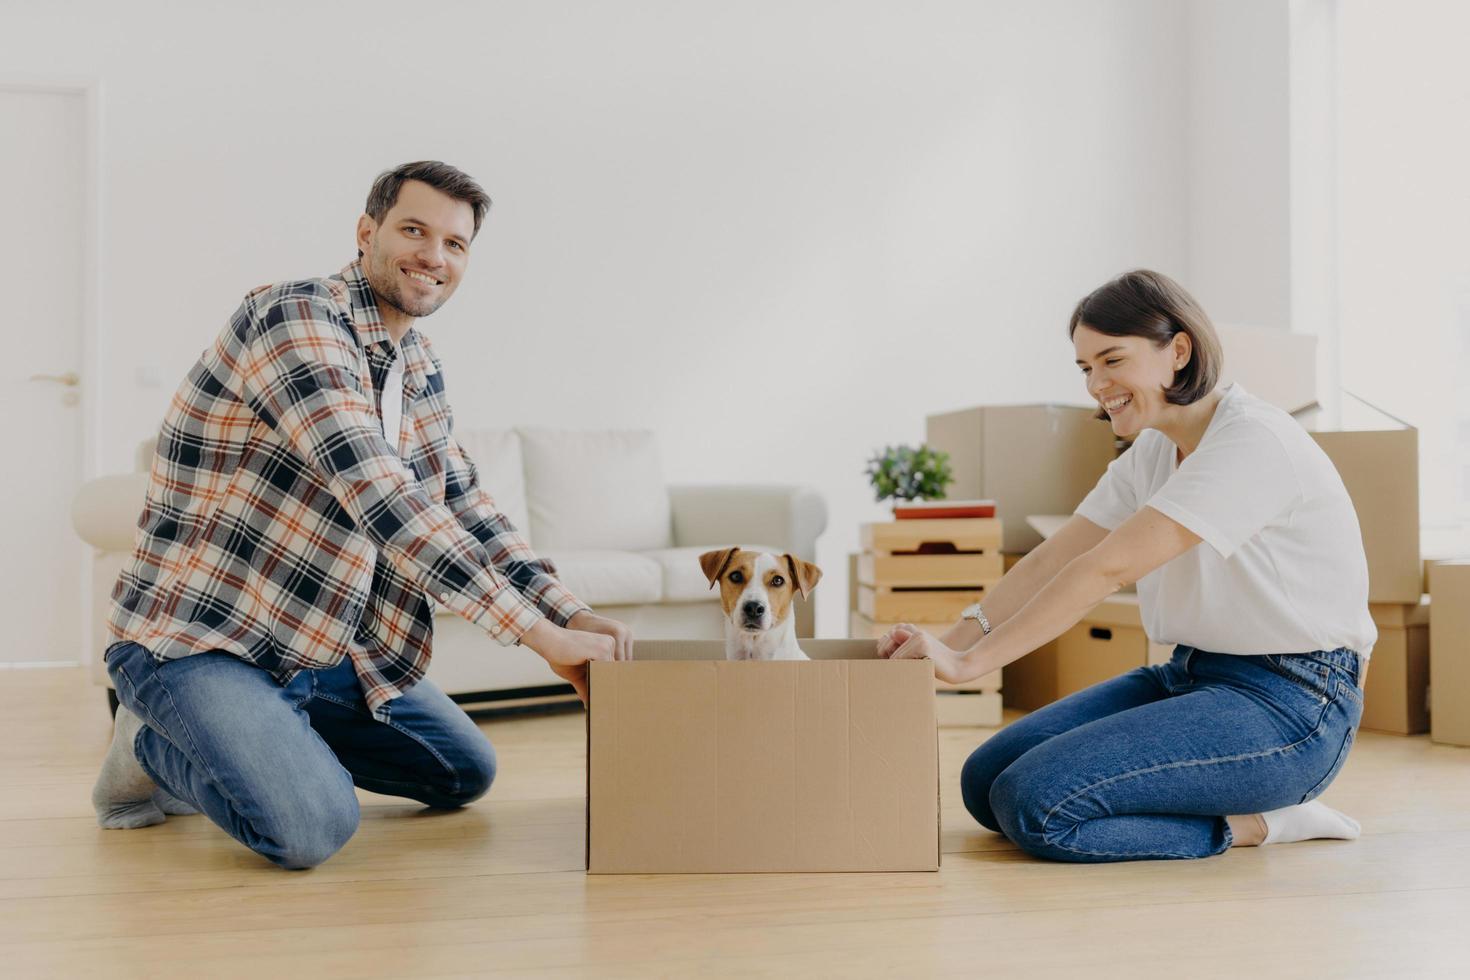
left=72, top=428, right=826, bottom=708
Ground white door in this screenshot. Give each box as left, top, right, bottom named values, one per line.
left=0, top=88, right=87, bottom=665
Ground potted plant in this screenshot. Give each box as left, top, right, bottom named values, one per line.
left=864, top=444, right=953, bottom=511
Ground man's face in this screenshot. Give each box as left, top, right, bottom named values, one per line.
left=356, top=179, right=475, bottom=321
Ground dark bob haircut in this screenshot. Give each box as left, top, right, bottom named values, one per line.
left=1068, top=269, right=1223, bottom=417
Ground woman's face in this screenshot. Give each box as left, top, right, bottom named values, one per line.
left=1072, top=324, right=1190, bottom=439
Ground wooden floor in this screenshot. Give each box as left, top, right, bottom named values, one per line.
left=3, top=668, right=1468, bottom=978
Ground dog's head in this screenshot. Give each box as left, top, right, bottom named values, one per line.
left=698, top=547, right=822, bottom=635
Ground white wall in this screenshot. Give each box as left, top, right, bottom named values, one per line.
left=1184, top=0, right=1292, bottom=332
left=1335, top=0, right=1470, bottom=525
left=3, top=0, right=1191, bottom=636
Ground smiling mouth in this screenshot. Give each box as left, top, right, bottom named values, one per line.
left=403, top=269, right=443, bottom=287
left=1102, top=394, right=1133, bottom=415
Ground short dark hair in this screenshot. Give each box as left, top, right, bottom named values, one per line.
left=1068, top=269, right=1223, bottom=416
left=364, top=160, right=491, bottom=238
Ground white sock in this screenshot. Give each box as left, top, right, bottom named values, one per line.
left=92, top=705, right=166, bottom=829
left=1261, top=800, right=1361, bottom=845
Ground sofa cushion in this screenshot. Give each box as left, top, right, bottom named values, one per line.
left=642, top=545, right=789, bottom=603
left=520, top=428, right=672, bottom=551
left=539, top=550, right=663, bottom=606
left=454, top=429, right=531, bottom=540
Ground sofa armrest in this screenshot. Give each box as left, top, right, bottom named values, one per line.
left=71, top=474, right=148, bottom=553
left=668, top=484, right=827, bottom=560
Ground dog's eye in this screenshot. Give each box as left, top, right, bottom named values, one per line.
left=728, top=571, right=744, bottom=584
left=770, top=575, right=785, bottom=587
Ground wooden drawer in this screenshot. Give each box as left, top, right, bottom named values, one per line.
left=857, top=584, right=989, bottom=623
left=860, top=519, right=1003, bottom=555
left=857, top=552, right=1005, bottom=588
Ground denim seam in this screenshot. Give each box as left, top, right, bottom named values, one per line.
left=1260, top=656, right=1332, bottom=701
left=1037, top=714, right=1330, bottom=860
left=311, top=692, right=463, bottom=796
left=147, top=662, right=258, bottom=830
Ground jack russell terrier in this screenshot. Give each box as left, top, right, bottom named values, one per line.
left=698, top=547, right=822, bottom=661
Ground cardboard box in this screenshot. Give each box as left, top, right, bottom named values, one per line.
left=1002, top=594, right=1152, bottom=711
left=586, top=640, right=940, bottom=873
left=925, top=405, right=1116, bottom=553
left=1215, top=323, right=1319, bottom=416
left=1361, top=599, right=1431, bottom=735
left=1309, top=428, right=1421, bottom=604
left=1429, top=562, right=1470, bottom=747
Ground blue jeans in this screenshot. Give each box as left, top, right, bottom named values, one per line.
left=105, top=641, right=497, bottom=869
left=962, top=646, right=1364, bottom=862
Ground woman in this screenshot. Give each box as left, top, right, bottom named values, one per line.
left=880, top=270, right=1373, bottom=862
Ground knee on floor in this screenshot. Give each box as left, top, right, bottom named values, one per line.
left=267, top=794, right=362, bottom=870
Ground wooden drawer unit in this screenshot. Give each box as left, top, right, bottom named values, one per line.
left=857, top=518, right=1005, bottom=623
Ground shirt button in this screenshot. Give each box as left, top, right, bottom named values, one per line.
left=491, top=625, right=501, bottom=635
left=439, top=592, right=450, bottom=603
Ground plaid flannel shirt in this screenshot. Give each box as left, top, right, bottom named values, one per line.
left=109, top=260, right=588, bottom=717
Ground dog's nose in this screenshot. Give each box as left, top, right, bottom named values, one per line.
left=742, top=600, right=766, bottom=619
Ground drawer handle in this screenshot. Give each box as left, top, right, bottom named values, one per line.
left=1089, top=627, right=1113, bottom=641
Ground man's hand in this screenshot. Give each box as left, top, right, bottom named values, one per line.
left=519, top=618, right=617, bottom=705
left=566, top=610, right=634, bottom=662
left=883, top=626, right=972, bottom=685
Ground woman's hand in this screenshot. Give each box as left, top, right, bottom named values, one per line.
left=886, top=627, right=971, bottom=685
left=876, top=622, right=922, bottom=659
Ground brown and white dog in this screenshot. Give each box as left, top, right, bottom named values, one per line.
left=698, top=547, right=822, bottom=661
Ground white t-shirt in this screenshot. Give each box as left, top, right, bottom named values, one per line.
left=380, top=344, right=405, bottom=456
left=1075, top=384, right=1377, bottom=658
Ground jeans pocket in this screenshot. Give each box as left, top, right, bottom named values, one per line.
left=1262, top=654, right=1332, bottom=701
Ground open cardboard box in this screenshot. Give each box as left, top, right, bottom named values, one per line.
left=586, top=640, right=940, bottom=874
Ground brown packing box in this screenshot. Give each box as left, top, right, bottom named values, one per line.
left=1309, top=428, right=1421, bottom=604
left=1361, top=599, right=1431, bottom=735
left=586, top=640, right=940, bottom=874
left=1002, top=594, right=1161, bottom=711
left=1428, top=562, right=1470, bottom=747
left=925, top=404, right=1116, bottom=553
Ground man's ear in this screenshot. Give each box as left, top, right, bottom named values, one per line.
left=783, top=554, right=823, bottom=599
left=699, top=547, right=740, bottom=589
left=356, top=214, right=377, bottom=258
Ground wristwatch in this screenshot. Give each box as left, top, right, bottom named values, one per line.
left=960, top=601, right=992, bottom=636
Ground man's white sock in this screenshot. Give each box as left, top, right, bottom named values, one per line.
left=92, top=705, right=166, bottom=829
left=1261, top=800, right=1361, bottom=845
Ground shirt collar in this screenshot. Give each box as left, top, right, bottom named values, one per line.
left=339, top=260, right=433, bottom=397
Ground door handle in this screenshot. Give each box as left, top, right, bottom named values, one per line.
left=28, top=372, right=80, bottom=386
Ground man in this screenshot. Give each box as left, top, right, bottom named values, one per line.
left=91, top=161, right=630, bottom=869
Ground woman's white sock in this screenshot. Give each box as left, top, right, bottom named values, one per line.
left=1261, top=800, right=1361, bottom=845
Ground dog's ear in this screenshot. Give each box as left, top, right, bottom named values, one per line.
left=784, top=554, right=823, bottom=599
left=699, top=547, right=740, bottom=589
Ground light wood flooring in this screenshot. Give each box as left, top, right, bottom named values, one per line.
left=3, top=667, right=1467, bottom=978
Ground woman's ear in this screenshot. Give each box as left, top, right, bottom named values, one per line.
left=1172, top=331, right=1193, bottom=371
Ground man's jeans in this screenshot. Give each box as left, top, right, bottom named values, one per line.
left=105, top=641, right=497, bottom=869
left=962, top=646, right=1364, bottom=862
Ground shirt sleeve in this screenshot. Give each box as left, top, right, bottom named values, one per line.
left=234, top=289, right=545, bottom=646
left=1145, top=420, right=1301, bottom=558
left=1075, top=443, right=1141, bottom=531
left=442, top=432, right=591, bottom=627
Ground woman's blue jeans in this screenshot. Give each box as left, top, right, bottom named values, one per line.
left=105, top=641, right=497, bottom=869
left=962, top=646, right=1364, bottom=862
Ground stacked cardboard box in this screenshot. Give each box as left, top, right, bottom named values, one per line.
left=1428, top=562, right=1470, bottom=747
left=850, top=518, right=1005, bottom=725
left=1361, top=599, right=1431, bottom=734
left=586, top=640, right=940, bottom=873
left=1001, top=593, right=1172, bottom=711
left=925, top=405, right=1116, bottom=554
